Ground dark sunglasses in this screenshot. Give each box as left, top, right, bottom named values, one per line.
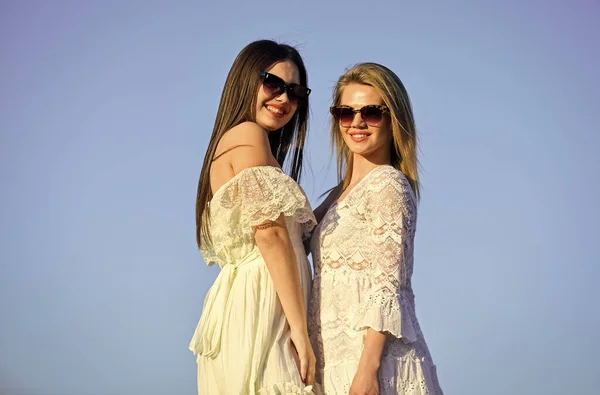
left=260, top=72, right=311, bottom=102
left=330, top=105, right=390, bottom=127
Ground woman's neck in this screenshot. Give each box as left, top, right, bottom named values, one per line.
left=349, top=151, right=392, bottom=184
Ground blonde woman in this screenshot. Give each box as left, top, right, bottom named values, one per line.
left=189, top=40, right=316, bottom=394
left=308, top=63, right=443, bottom=395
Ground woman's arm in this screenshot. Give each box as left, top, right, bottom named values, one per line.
left=349, top=329, right=386, bottom=395
left=349, top=168, right=418, bottom=394
left=225, top=122, right=316, bottom=384
left=254, top=216, right=315, bottom=385
left=357, top=328, right=386, bottom=373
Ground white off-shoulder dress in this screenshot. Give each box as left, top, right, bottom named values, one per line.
left=189, top=166, right=316, bottom=395
left=308, top=165, right=443, bottom=395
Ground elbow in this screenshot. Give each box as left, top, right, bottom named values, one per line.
left=254, top=226, right=288, bottom=250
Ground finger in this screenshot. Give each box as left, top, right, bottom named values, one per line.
left=307, top=359, right=315, bottom=385
left=300, top=357, right=307, bottom=382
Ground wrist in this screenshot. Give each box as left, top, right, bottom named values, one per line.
left=357, top=356, right=380, bottom=375
left=290, top=325, right=308, bottom=337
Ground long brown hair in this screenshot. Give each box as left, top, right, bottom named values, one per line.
left=195, top=40, right=310, bottom=249
left=331, top=62, right=420, bottom=200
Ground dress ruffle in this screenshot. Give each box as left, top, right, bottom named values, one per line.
left=191, top=166, right=316, bottom=394
left=257, top=382, right=314, bottom=394
left=319, top=356, right=441, bottom=395
left=351, top=289, right=417, bottom=343
left=200, top=166, right=316, bottom=267
left=233, top=167, right=316, bottom=235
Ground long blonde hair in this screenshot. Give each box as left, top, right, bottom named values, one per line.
left=331, top=62, right=420, bottom=199
left=195, top=40, right=310, bottom=249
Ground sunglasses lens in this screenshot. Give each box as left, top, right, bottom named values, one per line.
left=262, top=72, right=309, bottom=102
left=263, top=76, right=284, bottom=96
left=335, top=108, right=355, bottom=126
left=362, top=106, right=383, bottom=125
left=332, top=105, right=387, bottom=126
left=290, top=86, right=309, bottom=101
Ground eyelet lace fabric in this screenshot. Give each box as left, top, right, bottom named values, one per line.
left=308, top=166, right=443, bottom=395
left=190, top=166, right=317, bottom=395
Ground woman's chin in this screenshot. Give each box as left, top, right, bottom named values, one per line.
left=257, top=117, right=286, bottom=132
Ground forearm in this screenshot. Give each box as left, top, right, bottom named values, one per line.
left=255, top=221, right=307, bottom=332
left=357, top=328, right=387, bottom=373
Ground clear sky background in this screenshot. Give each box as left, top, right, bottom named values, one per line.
left=1, top=1, right=599, bottom=394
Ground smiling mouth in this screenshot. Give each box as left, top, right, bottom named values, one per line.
left=348, top=130, right=371, bottom=140
left=266, top=105, right=285, bottom=116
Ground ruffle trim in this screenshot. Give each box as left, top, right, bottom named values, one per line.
left=201, top=166, right=316, bottom=267
left=198, top=245, right=220, bottom=267
left=235, top=167, right=316, bottom=236
left=257, top=382, right=315, bottom=395
left=321, top=356, right=442, bottom=395
left=351, top=290, right=417, bottom=343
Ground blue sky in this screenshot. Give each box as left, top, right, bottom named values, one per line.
left=1, top=1, right=599, bottom=394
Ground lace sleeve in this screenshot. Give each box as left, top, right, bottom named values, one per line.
left=352, top=168, right=418, bottom=343
left=223, top=166, right=316, bottom=236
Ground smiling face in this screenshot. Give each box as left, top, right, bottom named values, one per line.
left=337, top=83, right=392, bottom=162
left=254, top=60, right=300, bottom=132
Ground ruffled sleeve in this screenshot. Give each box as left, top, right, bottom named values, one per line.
left=221, top=166, right=316, bottom=236
left=351, top=167, right=418, bottom=343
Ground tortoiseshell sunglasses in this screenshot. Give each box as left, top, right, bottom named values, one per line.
left=330, top=105, right=390, bottom=127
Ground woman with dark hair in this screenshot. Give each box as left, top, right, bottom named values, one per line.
left=308, top=63, right=443, bottom=394
left=189, top=40, right=316, bottom=394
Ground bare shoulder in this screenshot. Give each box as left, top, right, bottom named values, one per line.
left=216, top=122, right=276, bottom=174
left=217, top=122, right=269, bottom=153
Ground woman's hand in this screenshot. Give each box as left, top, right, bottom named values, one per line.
left=349, top=367, right=379, bottom=395
left=290, top=328, right=316, bottom=385
left=350, top=327, right=385, bottom=395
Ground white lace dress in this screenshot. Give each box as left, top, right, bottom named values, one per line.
left=308, top=166, right=443, bottom=395
left=189, top=166, right=316, bottom=395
